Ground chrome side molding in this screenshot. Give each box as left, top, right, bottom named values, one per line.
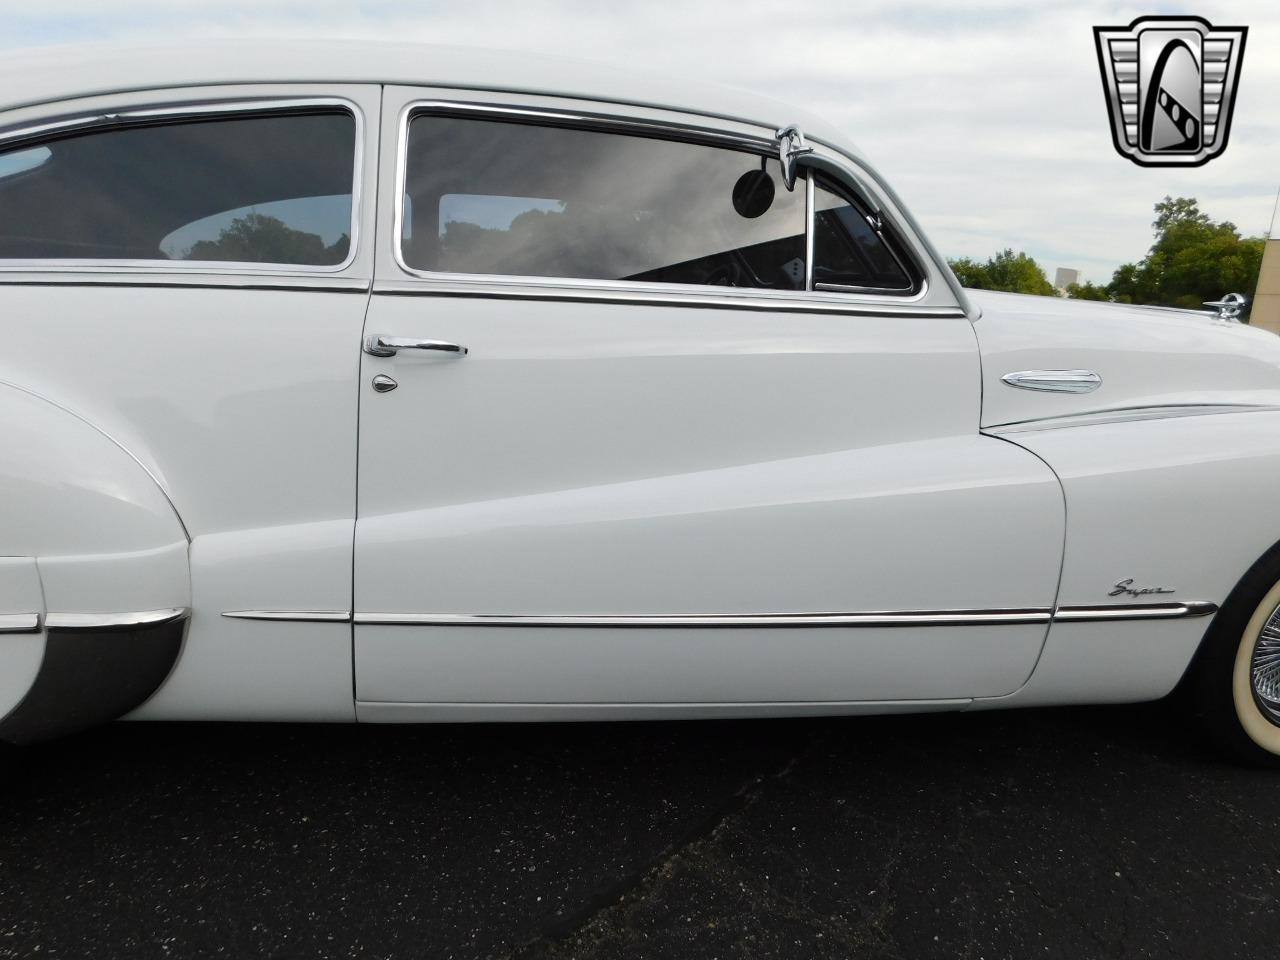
left=223, top=601, right=1218, bottom=628
left=1054, top=601, right=1218, bottom=621
left=222, top=609, right=351, bottom=622
left=0, top=608, right=189, bottom=745
left=1001, top=370, right=1103, bottom=394
left=355, top=609, right=1054, bottom=628
left=43, top=607, right=190, bottom=631
left=985, top=402, right=1280, bottom=434
left=0, top=613, right=40, bottom=634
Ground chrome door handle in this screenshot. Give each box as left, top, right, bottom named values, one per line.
left=364, top=335, right=468, bottom=358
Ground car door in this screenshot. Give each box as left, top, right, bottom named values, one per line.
left=0, top=85, right=379, bottom=722
left=352, top=89, right=1065, bottom=716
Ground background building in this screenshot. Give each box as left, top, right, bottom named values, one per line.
left=1254, top=196, right=1280, bottom=333
left=1053, top=267, right=1079, bottom=295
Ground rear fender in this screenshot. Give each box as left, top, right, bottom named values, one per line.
left=0, top=384, right=189, bottom=742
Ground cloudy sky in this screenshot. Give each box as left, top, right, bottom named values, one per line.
left=3, top=0, right=1276, bottom=284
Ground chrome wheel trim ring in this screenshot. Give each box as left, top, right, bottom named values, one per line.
left=1250, top=602, right=1280, bottom=725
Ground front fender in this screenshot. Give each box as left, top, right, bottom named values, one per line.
left=978, top=409, right=1280, bottom=708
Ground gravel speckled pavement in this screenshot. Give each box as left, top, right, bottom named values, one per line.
left=1, top=705, right=1276, bottom=958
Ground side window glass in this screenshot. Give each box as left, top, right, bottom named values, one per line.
left=812, top=179, right=912, bottom=292
left=0, top=110, right=356, bottom=266
left=401, top=116, right=807, bottom=290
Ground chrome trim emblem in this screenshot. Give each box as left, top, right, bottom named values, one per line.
left=1001, top=370, right=1102, bottom=394
left=1094, top=16, right=1247, bottom=167
left=1108, top=579, right=1175, bottom=599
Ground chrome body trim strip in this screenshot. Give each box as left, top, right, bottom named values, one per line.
left=372, top=281, right=959, bottom=318
left=0, top=614, right=40, bottom=634
left=985, top=403, right=1280, bottom=434
left=219, top=601, right=1219, bottom=629
left=389, top=99, right=931, bottom=307
left=0, top=613, right=187, bottom=744
left=44, top=607, right=190, bottom=631
left=1054, top=602, right=1218, bottom=622
left=1001, top=370, right=1103, bottom=394
left=0, top=96, right=365, bottom=277
left=221, top=609, right=351, bottom=622
left=355, top=609, right=1054, bottom=628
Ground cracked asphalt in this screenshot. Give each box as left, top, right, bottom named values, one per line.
left=1, top=703, right=1278, bottom=959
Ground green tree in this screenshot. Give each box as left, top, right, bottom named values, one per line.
left=1066, top=281, right=1111, bottom=301
left=948, top=249, right=1056, bottom=296
left=1108, top=196, right=1264, bottom=310
left=186, top=213, right=349, bottom=266
left=947, top=256, right=990, bottom=289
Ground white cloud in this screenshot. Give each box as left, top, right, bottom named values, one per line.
left=2, top=0, right=1277, bottom=284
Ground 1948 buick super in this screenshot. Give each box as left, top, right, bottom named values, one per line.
left=1, top=41, right=1277, bottom=762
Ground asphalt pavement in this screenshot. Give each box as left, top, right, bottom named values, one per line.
left=0, top=703, right=1277, bottom=959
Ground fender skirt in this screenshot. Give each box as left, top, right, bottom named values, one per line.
left=0, top=608, right=187, bottom=745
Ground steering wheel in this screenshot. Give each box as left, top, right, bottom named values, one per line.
left=704, top=261, right=744, bottom=288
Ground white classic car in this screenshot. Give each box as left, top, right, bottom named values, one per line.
left=1, top=41, right=1277, bottom=763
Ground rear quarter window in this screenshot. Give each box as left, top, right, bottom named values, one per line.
left=0, top=108, right=357, bottom=267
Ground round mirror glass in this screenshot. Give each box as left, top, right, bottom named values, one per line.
left=732, top=169, right=775, bottom=219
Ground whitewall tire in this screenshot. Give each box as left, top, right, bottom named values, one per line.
left=1193, top=547, right=1280, bottom=766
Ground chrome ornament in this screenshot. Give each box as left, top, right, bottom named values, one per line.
left=1203, top=292, right=1247, bottom=322
left=774, top=124, right=813, bottom=191
left=1001, top=370, right=1102, bottom=394
left=1094, top=16, right=1247, bottom=167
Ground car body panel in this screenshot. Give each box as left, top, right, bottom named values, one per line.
left=352, top=87, right=1064, bottom=709
left=0, top=386, right=190, bottom=726
left=974, top=290, right=1280, bottom=428
left=0, top=54, right=1271, bottom=736
left=0, top=83, right=382, bottom=726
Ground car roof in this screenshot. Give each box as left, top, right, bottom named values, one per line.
left=0, top=39, right=861, bottom=158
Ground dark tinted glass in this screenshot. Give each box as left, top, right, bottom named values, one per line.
left=0, top=111, right=355, bottom=265
left=402, top=116, right=807, bottom=290
left=812, top=179, right=912, bottom=291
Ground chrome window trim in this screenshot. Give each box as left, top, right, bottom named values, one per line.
left=0, top=96, right=365, bottom=277
left=803, top=172, right=816, bottom=290
left=808, top=170, right=918, bottom=296
left=391, top=99, right=931, bottom=306
left=372, top=279, right=953, bottom=317
left=0, top=274, right=370, bottom=293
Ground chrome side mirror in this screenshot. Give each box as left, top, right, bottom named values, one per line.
left=775, top=124, right=813, bottom=192
left=1204, top=292, right=1248, bottom=322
